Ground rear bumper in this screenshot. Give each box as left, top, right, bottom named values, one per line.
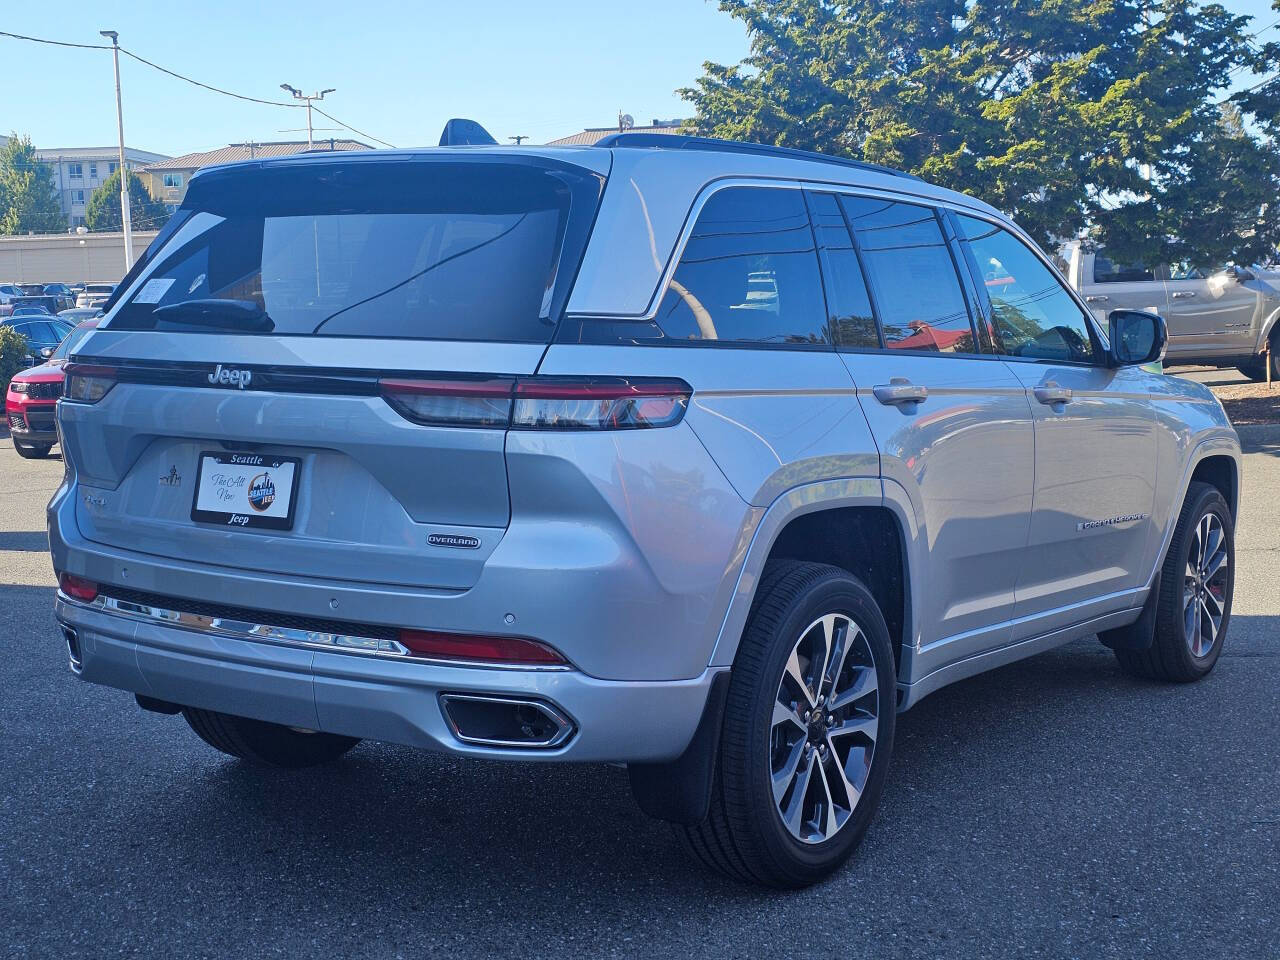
left=55, top=594, right=720, bottom=763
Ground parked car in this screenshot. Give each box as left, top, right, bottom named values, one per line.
left=43, top=283, right=77, bottom=311
left=5, top=318, right=98, bottom=458
left=11, top=306, right=54, bottom=318
left=50, top=133, right=1241, bottom=888
left=2, top=316, right=73, bottom=366
left=1063, top=243, right=1280, bottom=380
left=10, top=294, right=61, bottom=315
left=0, top=283, right=22, bottom=318
left=75, top=283, right=116, bottom=310
left=57, top=307, right=104, bottom=325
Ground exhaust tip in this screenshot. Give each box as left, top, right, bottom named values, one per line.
left=440, top=694, right=574, bottom=750
left=62, top=626, right=82, bottom=673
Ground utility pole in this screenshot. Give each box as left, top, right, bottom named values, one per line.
left=100, top=30, right=133, bottom=270
left=509, top=135, right=529, bottom=145
left=280, top=84, right=335, bottom=149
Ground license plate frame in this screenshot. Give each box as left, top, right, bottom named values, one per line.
left=190, top=451, right=301, bottom=531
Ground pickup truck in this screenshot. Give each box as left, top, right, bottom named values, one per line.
left=1063, top=241, right=1280, bottom=380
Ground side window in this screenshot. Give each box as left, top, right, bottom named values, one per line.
left=957, top=216, right=1097, bottom=364
left=807, top=192, right=878, bottom=348
left=656, top=186, right=829, bottom=345
left=840, top=196, right=978, bottom=354
left=1093, top=254, right=1155, bottom=284
left=1168, top=262, right=1207, bottom=281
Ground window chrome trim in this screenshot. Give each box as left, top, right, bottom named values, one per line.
left=58, top=591, right=570, bottom=671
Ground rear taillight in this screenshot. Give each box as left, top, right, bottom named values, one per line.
left=379, top=377, right=514, bottom=427
left=64, top=364, right=117, bottom=403
left=398, top=629, right=567, bottom=666
left=58, top=572, right=99, bottom=602
left=378, top=376, right=690, bottom=430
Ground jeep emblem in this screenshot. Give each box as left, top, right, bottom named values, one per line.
left=208, top=364, right=252, bottom=389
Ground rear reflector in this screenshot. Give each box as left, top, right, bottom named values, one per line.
left=58, top=573, right=99, bottom=602
left=398, top=629, right=567, bottom=666
left=378, top=376, right=690, bottom=430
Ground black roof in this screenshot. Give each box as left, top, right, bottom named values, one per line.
left=592, top=133, right=918, bottom=180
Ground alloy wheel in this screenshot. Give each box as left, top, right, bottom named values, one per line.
left=1183, top=512, right=1229, bottom=658
left=770, top=612, right=879, bottom=845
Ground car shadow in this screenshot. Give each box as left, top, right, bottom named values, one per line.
left=0, top=530, right=50, bottom=552
left=123, top=615, right=1277, bottom=906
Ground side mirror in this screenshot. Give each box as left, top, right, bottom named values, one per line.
left=40, top=347, right=54, bottom=358
left=1108, top=310, right=1167, bottom=367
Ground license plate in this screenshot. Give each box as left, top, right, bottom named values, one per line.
left=191, top=452, right=300, bottom=530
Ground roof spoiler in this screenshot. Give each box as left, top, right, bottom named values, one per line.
left=439, top=119, right=498, bottom=146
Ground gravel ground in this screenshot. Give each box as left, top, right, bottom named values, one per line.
left=1, top=428, right=1276, bottom=960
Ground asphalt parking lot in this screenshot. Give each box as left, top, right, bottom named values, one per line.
left=1, top=417, right=1276, bottom=960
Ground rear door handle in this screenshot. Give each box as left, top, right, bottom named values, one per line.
left=873, top=379, right=928, bottom=406
left=1170, top=291, right=1196, bottom=299
left=1085, top=295, right=1109, bottom=303
left=1033, top=382, right=1073, bottom=406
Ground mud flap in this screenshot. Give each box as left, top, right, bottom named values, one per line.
left=1098, top=570, right=1161, bottom=651
left=627, top=671, right=730, bottom=825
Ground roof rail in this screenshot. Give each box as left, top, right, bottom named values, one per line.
left=592, top=132, right=919, bottom=180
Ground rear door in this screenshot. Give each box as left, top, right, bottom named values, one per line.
left=1162, top=263, right=1259, bottom=358
left=60, top=155, right=606, bottom=592
left=954, top=215, right=1157, bottom=635
left=817, top=192, right=1035, bottom=662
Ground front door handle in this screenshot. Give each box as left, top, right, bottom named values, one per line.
left=873, top=378, right=928, bottom=407
left=1170, top=291, right=1196, bottom=299
left=1033, top=382, right=1073, bottom=407
left=1085, top=295, right=1109, bottom=303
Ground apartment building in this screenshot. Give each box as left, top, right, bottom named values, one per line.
left=35, top=146, right=171, bottom=229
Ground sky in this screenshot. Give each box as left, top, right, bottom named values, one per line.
left=1, top=0, right=1277, bottom=160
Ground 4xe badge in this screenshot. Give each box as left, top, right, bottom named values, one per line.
left=208, top=364, right=252, bottom=389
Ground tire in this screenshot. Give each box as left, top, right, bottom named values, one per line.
left=680, top=561, right=896, bottom=888
left=182, top=707, right=360, bottom=768
left=1114, top=481, right=1234, bottom=682
left=14, top=441, right=53, bottom=459
left=1239, top=331, right=1279, bottom=382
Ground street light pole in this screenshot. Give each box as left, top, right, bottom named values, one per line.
left=280, top=84, right=336, bottom=150
left=100, top=30, right=133, bottom=270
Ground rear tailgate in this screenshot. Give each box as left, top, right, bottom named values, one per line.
left=60, top=153, right=606, bottom=592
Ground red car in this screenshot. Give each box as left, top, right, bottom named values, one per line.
left=5, top=318, right=98, bottom=459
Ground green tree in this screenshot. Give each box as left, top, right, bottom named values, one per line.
left=0, top=134, right=65, bottom=235
left=684, top=1, right=1280, bottom=267
left=85, top=169, right=171, bottom=232
left=0, top=325, right=30, bottom=394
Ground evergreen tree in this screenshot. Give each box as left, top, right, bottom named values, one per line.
left=85, top=169, right=171, bottom=232
left=0, top=134, right=66, bottom=235
left=684, top=1, right=1280, bottom=266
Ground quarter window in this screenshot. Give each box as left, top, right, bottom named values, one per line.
left=957, top=216, right=1097, bottom=364
left=839, top=196, right=977, bottom=353
left=656, top=187, right=829, bottom=345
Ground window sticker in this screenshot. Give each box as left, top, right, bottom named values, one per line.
left=133, top=278, right=176, bottom=304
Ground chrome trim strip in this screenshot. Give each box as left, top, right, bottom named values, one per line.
left=59, top=591, right=570, bottom=671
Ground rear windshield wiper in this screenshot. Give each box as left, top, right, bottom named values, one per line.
left=151, top=299, right=275, bottom=333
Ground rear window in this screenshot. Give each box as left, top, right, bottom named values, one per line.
left=106, top=160, right=601, bottom=342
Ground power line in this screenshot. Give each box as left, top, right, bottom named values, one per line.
left=117, top=46, right=305, bottom=109
left=0, top=28, right=109, bottom=50
left=311, top=105, right=397, bottom=148
left=0, top=28, right=397, bottom=148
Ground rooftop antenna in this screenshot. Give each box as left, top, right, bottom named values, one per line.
left=618, top=112, right=635, bottom=132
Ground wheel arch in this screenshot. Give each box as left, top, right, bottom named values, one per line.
left=1146, top=435, right=1242, bottom=591
left=707, top=478, right=921, bottom=685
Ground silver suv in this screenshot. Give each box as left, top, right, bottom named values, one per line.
left=50, top=134, right=1242, bottom=888
left=1064, top=242, right=1280, bottom=380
